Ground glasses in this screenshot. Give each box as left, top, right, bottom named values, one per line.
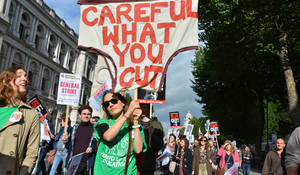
left=103, top=98, right=118, bottom=108
left=200, top=140, right=207, bottom=142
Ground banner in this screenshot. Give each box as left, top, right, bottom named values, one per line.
left=184, top=124, right=193, bottom=136
left=57, top=73, right=82, bottom=106
left=89, top=79, right=112, bottom=111
left=169, top=112, right=180, bottom=128
left=78, top=0, right=199, bottom=92
left=137, top=77, right=166, bottom=104
left=28, top=96, right=48, bottom=120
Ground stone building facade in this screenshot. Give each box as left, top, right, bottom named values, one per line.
left=0, top=0, right=97, bottom=133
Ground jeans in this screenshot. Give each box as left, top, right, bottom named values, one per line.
left=242, top=163, right=251, bottom=175
left=35, top=148, right=48, bottom=175
left=49, top=154, right=66, bottom=175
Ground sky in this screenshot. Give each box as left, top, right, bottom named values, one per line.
left=43, top=0, right=203, bottom=134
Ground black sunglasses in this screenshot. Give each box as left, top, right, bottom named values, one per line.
left=200, top=139, right=207, bottom=142
left=103, top=98, right=118, bottom=108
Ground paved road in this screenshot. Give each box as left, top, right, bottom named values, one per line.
left=154, top=169, right=262, bottom=175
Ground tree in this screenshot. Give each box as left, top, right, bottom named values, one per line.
left=193, top=0, right=300, bottom=156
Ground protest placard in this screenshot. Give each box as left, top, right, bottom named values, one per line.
left=137, top=78, right=166, bottom=104
left=198, top=128, right=203, bottom=139
left=89, top=79, right=111, bottom=111
left=169, top=112, right=180, bottom=128
left=77, top=0, right=199, bottom=92
left=57, top=73, right=82, bottom=106
left=184, top=124, right=193, bottom=136
left=66, top=153, right=84, bottom=175
left=209, top=122, right=220, bottom=136
left=28, top=96, right=48, bottom=120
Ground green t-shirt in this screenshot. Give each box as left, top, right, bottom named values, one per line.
left=94, top=118, right=147, bottom=175
left=0, top=106, right=19, bottom=129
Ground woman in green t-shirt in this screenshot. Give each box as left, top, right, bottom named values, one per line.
left=94, top=90, right=147, bottom=175
left=0, top=66, right=40, bottom=175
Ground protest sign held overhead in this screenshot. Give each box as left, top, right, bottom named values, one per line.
left=28, top=96, right=48, bottom=120
left=137, top=77, right=166, bottom=104
left=89, top=79, right=112, bottom=111
left=169, top=111, right=180, bottom=128
left=184, top=124, right=193, bottom=136
left=208, top=122, right=220, bottom=136
left=57, top=73, right=82, bottom=106
left=77, top=0, right=199, bottom=92
left=198, top=128, right=203, bottom=139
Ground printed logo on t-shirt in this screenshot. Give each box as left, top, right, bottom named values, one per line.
left=101, top=135, right=129, bottom=168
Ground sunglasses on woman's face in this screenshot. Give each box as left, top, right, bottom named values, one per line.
left=200, top=139, right=207, bottom=142
left=103, top=98, right=118, bottom=108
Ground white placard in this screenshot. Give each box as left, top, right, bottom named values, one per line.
left=57, top=73, right=82, bottom=106
left=184, top=124, right=194, bottom=136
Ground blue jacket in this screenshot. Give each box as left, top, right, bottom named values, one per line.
left=53, top=126, right=72, bottom=151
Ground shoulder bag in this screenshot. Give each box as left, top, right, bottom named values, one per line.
left=169, top=149, right=178, bottom=173
left=216, top=154, right=231, bottom=175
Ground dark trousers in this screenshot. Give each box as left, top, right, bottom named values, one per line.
left=36, top=148, right=48, bottom=175
left=75, top=161, right=89, bottom=175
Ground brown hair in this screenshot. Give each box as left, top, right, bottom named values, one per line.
left=181, top=138, right=190, bottom=152
left=102, top=90, right=130, bottom=122
left=0, top=66, right=26, bottom=107
left=224, top=140, right=234, bottom=155
left=198, top=136, right=209, bottom=149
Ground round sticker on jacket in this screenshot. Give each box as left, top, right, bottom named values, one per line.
left=9, top=112, right=22, bottom=122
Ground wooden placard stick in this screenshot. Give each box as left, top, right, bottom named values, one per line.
left=64, top=105, right=70, bottom=134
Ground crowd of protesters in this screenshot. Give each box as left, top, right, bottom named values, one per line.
left=1, top=65, right=300, bottom=175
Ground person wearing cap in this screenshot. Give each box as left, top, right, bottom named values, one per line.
left=217, top=140, right=240, bottom=175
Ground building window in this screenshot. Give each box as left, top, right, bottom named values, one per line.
left=48, top=34, right=56, bottom=58
left=35, top=24, right=44, bottom=51
left=2, top=0, right=7, bottom=14
left=69, top=50, right=75, bottom=72
left=41, top=69, right=50, bottom=94
left=12, top=52, right=23, bottom=67
left=28, top=61, right=38, bottom=88
left=53, top=74, right=59, bottom=96
left=58, top=43, right=66, bottom=65
left=19, top=13, right=30, bottom=41
left=0, top=44, right=7, bottom=68
left=8, top=3, right=14, bottom=24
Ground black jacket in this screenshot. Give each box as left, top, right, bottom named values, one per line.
left=173, top=148, right=193, bottom=175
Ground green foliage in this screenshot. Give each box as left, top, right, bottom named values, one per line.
left=193, top=0, right=300, bottom=148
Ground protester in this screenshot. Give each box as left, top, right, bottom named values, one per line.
left=34, top=117, right=55, bottom=175
left=172, top=137, right=193, bottom=175
left=139, top=113, right=164, bottom=175
left=93, top=90, right=147, bottom=175
left=49, top=116, right=72, bottom=175
left=0, top=66, right=40, bottom=174
left=91, top=116, right=100, bottom=124
left=285, top=127, right=300, bottom=175
left=192, top=136, right=213, bottom=175
left=262, top=138, right=286, bottom=175
left=217, top=140, right=240, bottom=175
left=65, top=105, right=97, bottom=175
left=156, top=133, right=178, bottom=175
left=241, top=145, right=252, bottom=175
